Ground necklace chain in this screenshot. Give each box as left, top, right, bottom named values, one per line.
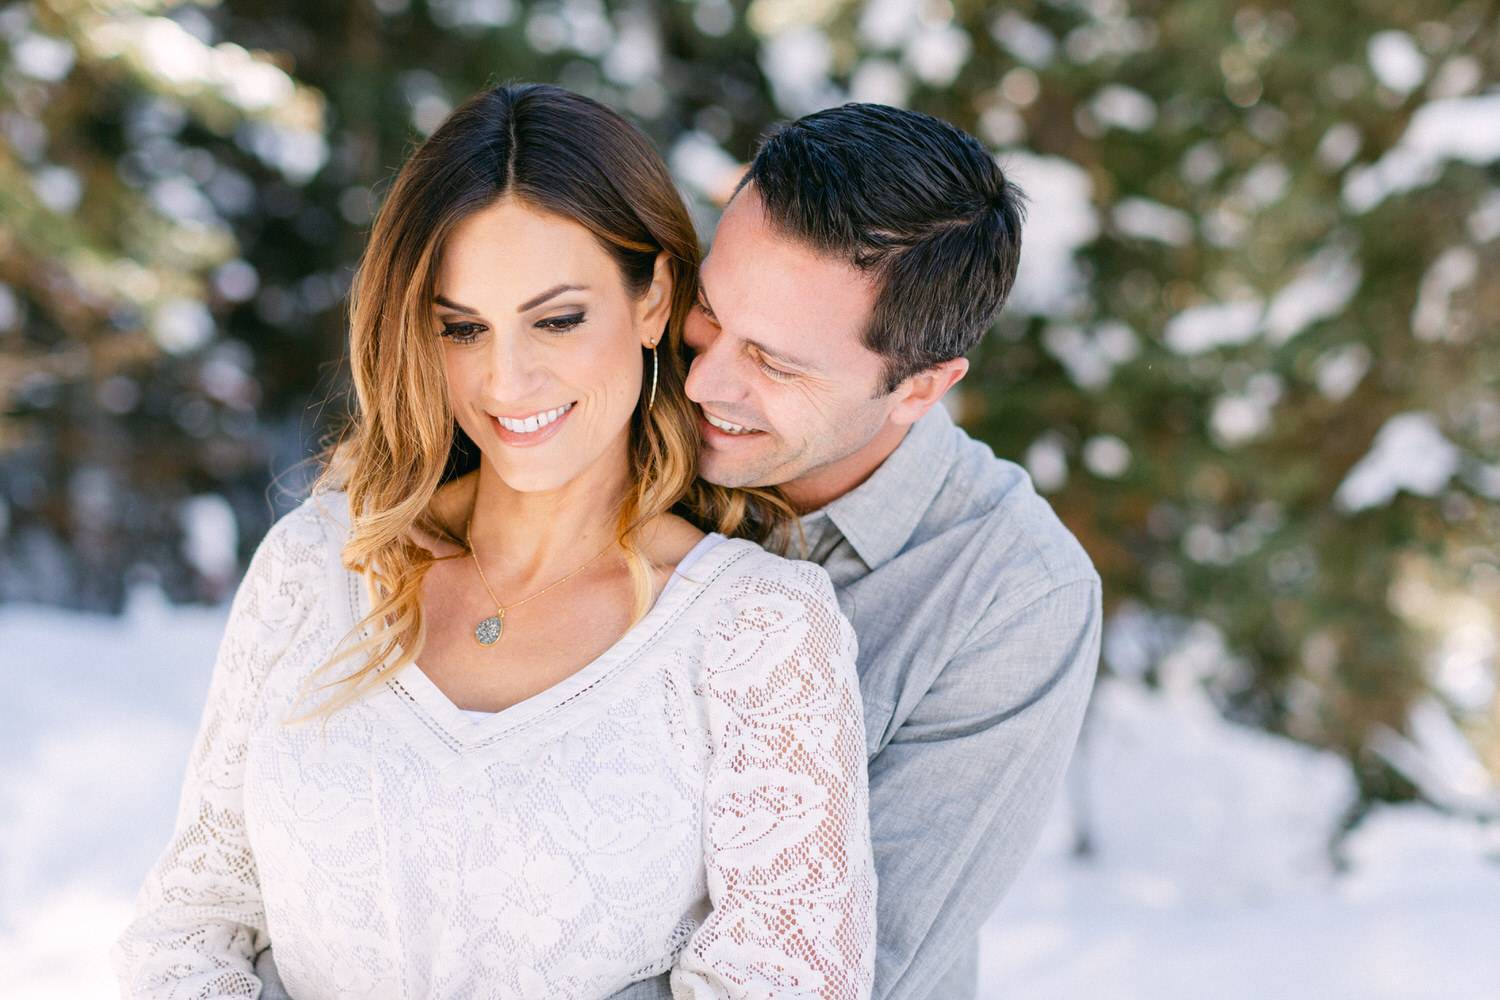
left=465, top=511, right=614, bottom=646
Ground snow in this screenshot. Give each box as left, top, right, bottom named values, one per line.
left=1366, top=30, right=1426, bottom=95
left=1316, top=122, right=1362, bottom=172
left=1343, top=94, right=1500, bottom=212
left=1209, top=372, right=1284, bottom=447
left=1082, top=434, right=1131, bottom=479
left=848, top=58, right=909, bottom=107
left=1023, top=435, right=1069, bottom=493
left=669, top=130, right=744, bottom=203
left=1411, top=245, right=1478, bottom=342
left=180, top=494, right=239, bottom=584
left=1334, top=412, right=1462, bottom=513
left=31, top=165, right=82, bottom=215
left=1111, top=197, right=1193, bottom=246
left=990, top=12, right=1057, bottom=69
left=1089, top=84, right=1156, bottom=133
left=1468, top=188, right=1500, bottom=243
left=1162, top=299, right=1263, bottom=355
left=1312, top=342, right=1372, bottom=402
left=1002, top=152, right=1099, bottom=316
left=151, top=298, right=215, bottom=354
left=5, top=599, right=1499, bottom=997
left=1238, top=159, right=1291, bottom=208
left=1042, top=321, right=1139, bottom=390
left=1263, top=245, right=1363, bottom=345
left=12, top=31, right=77, bottom=82
left=857, top=0, right=924, bottom=51
left=981, top=682, right=1500, bottom=1000
left=903, top=22, right=970, bottom=87
left=758, top=26, right=840, bottom=116
left=0, top=283, right=18, bottom=332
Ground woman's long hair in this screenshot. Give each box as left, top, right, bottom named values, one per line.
left=300, top=83, right=792, bottom=717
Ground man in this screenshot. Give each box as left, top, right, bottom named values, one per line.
left=629, top=103, right=1101, bottom=997
left=258, top=102, right=1099, bottom=999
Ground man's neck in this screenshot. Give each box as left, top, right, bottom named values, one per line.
left=781, top=420, right=912, bottom=514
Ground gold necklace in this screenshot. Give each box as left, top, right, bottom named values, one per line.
left=465, top=513, right=614, bottom=647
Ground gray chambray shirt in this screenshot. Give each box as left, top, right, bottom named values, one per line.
left=797, top=406, right=1100, bottom=999
left=256, top=406, right=1101, bottom=1000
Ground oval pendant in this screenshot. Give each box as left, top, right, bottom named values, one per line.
left=474, top=613, right=504, bottom=647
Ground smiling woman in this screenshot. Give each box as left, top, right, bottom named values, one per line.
left=113, top=83, right=876, bottom=1000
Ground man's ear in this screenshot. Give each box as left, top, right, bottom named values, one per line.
left=888, top=357, right=969, bottom=427
left=639, top=254, right=673, bottom=346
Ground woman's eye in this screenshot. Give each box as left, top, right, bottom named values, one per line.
left=536, top=312, right=585, bottom=333
left=439, top=322, right=485, bottom=343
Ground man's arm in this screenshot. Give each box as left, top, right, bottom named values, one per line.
left=868, top=577, right=1100, bottom=1000
left=605, top=976, right=672, bottom=1000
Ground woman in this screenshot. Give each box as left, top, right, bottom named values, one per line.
left=113, top=84, right=875, bottom=999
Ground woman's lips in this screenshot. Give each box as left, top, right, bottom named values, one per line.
left=490, top=402, right=575, bottom=447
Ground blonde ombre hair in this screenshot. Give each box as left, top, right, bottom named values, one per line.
left=299, top=84, right=792, bottom=718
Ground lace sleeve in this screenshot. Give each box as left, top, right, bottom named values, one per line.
left=112, top=502, right=330, bottom=999
left=672, top=556, right=877, bottom=1000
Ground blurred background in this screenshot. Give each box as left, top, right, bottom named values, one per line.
left=2, top=0, right=1499, bottom=995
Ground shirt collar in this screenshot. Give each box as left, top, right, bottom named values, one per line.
left=799, top=405, right=958, bottom=571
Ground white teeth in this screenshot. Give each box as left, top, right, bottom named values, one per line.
left=496, top=403, right=573, bottom=434
left=705, top=412, right=756, bottom=435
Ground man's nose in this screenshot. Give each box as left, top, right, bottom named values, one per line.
left=683, top=313, right=736, bottom=405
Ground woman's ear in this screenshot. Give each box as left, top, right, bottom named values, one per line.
left=639, top=253, right=674, bottom=347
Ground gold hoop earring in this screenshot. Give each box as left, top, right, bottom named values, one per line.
left=646, top=342, right=659, bottom=413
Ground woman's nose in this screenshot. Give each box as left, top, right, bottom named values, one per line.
left=481, top=336, right=543, bottom=401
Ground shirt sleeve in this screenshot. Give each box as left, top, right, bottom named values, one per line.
left=112, top=506, right=328, bottom=999
left=671, top=556, right=877, bottom=1000
left=868, top=576, right=1100, bottom=1000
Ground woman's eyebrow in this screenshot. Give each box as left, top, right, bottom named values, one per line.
left=518, top=284, right=587, bottom=312
left=433, top=285, right=590, bottom=315
left=433, top=295, right=478, bottom=315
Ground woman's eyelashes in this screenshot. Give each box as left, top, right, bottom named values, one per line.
left=439, top=321, right=484, bottom=343
left=535, top=311, right=585, bottom=333
left=437, top=311, right=586, bottom=342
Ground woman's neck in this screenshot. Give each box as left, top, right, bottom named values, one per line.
left=461, top=456, right=631, bottom=589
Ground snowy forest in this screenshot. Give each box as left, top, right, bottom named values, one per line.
left=2, top=0, right=1499, bottom=994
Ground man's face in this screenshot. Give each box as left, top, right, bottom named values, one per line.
left=683, top=191, right=905, bottom=510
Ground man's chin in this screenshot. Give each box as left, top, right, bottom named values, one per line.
left=696, top=448, right=777, bottom=490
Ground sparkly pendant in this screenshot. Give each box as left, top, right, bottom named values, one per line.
left=474, top=611, right=505, bottom=646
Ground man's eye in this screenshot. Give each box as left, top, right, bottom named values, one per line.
left=439, top=322, right=484, bottom=343
left=536, top=312, right=585, bottom=333
left=757, top=357, right=796, bottom=381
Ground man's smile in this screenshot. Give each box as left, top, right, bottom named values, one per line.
left=701, top=408, right=762, bottom=436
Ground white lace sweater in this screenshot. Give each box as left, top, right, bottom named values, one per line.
left=113, top=495, right=876, bottom=1000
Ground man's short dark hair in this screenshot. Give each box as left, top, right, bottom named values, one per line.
left=741, top=103, right=1024, bottom=393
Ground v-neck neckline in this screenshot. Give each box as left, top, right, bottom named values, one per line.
left=360, top=533, right=748, bottom=754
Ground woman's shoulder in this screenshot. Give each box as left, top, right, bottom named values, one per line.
left=694, top=537, right=844, bottom=622
left=250, top=490, right=353, bottom=569
left=714, top=537, right=836, bottom=587
left=685, top=538, right=858, bottom=695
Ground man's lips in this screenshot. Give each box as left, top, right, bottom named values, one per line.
left=701, top=409, right=761, bottom=436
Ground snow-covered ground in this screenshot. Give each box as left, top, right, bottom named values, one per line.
left=4, top=594, right=1498, bottom=999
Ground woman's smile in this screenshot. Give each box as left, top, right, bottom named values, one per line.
left=489, top=402, right=576, bottom=446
